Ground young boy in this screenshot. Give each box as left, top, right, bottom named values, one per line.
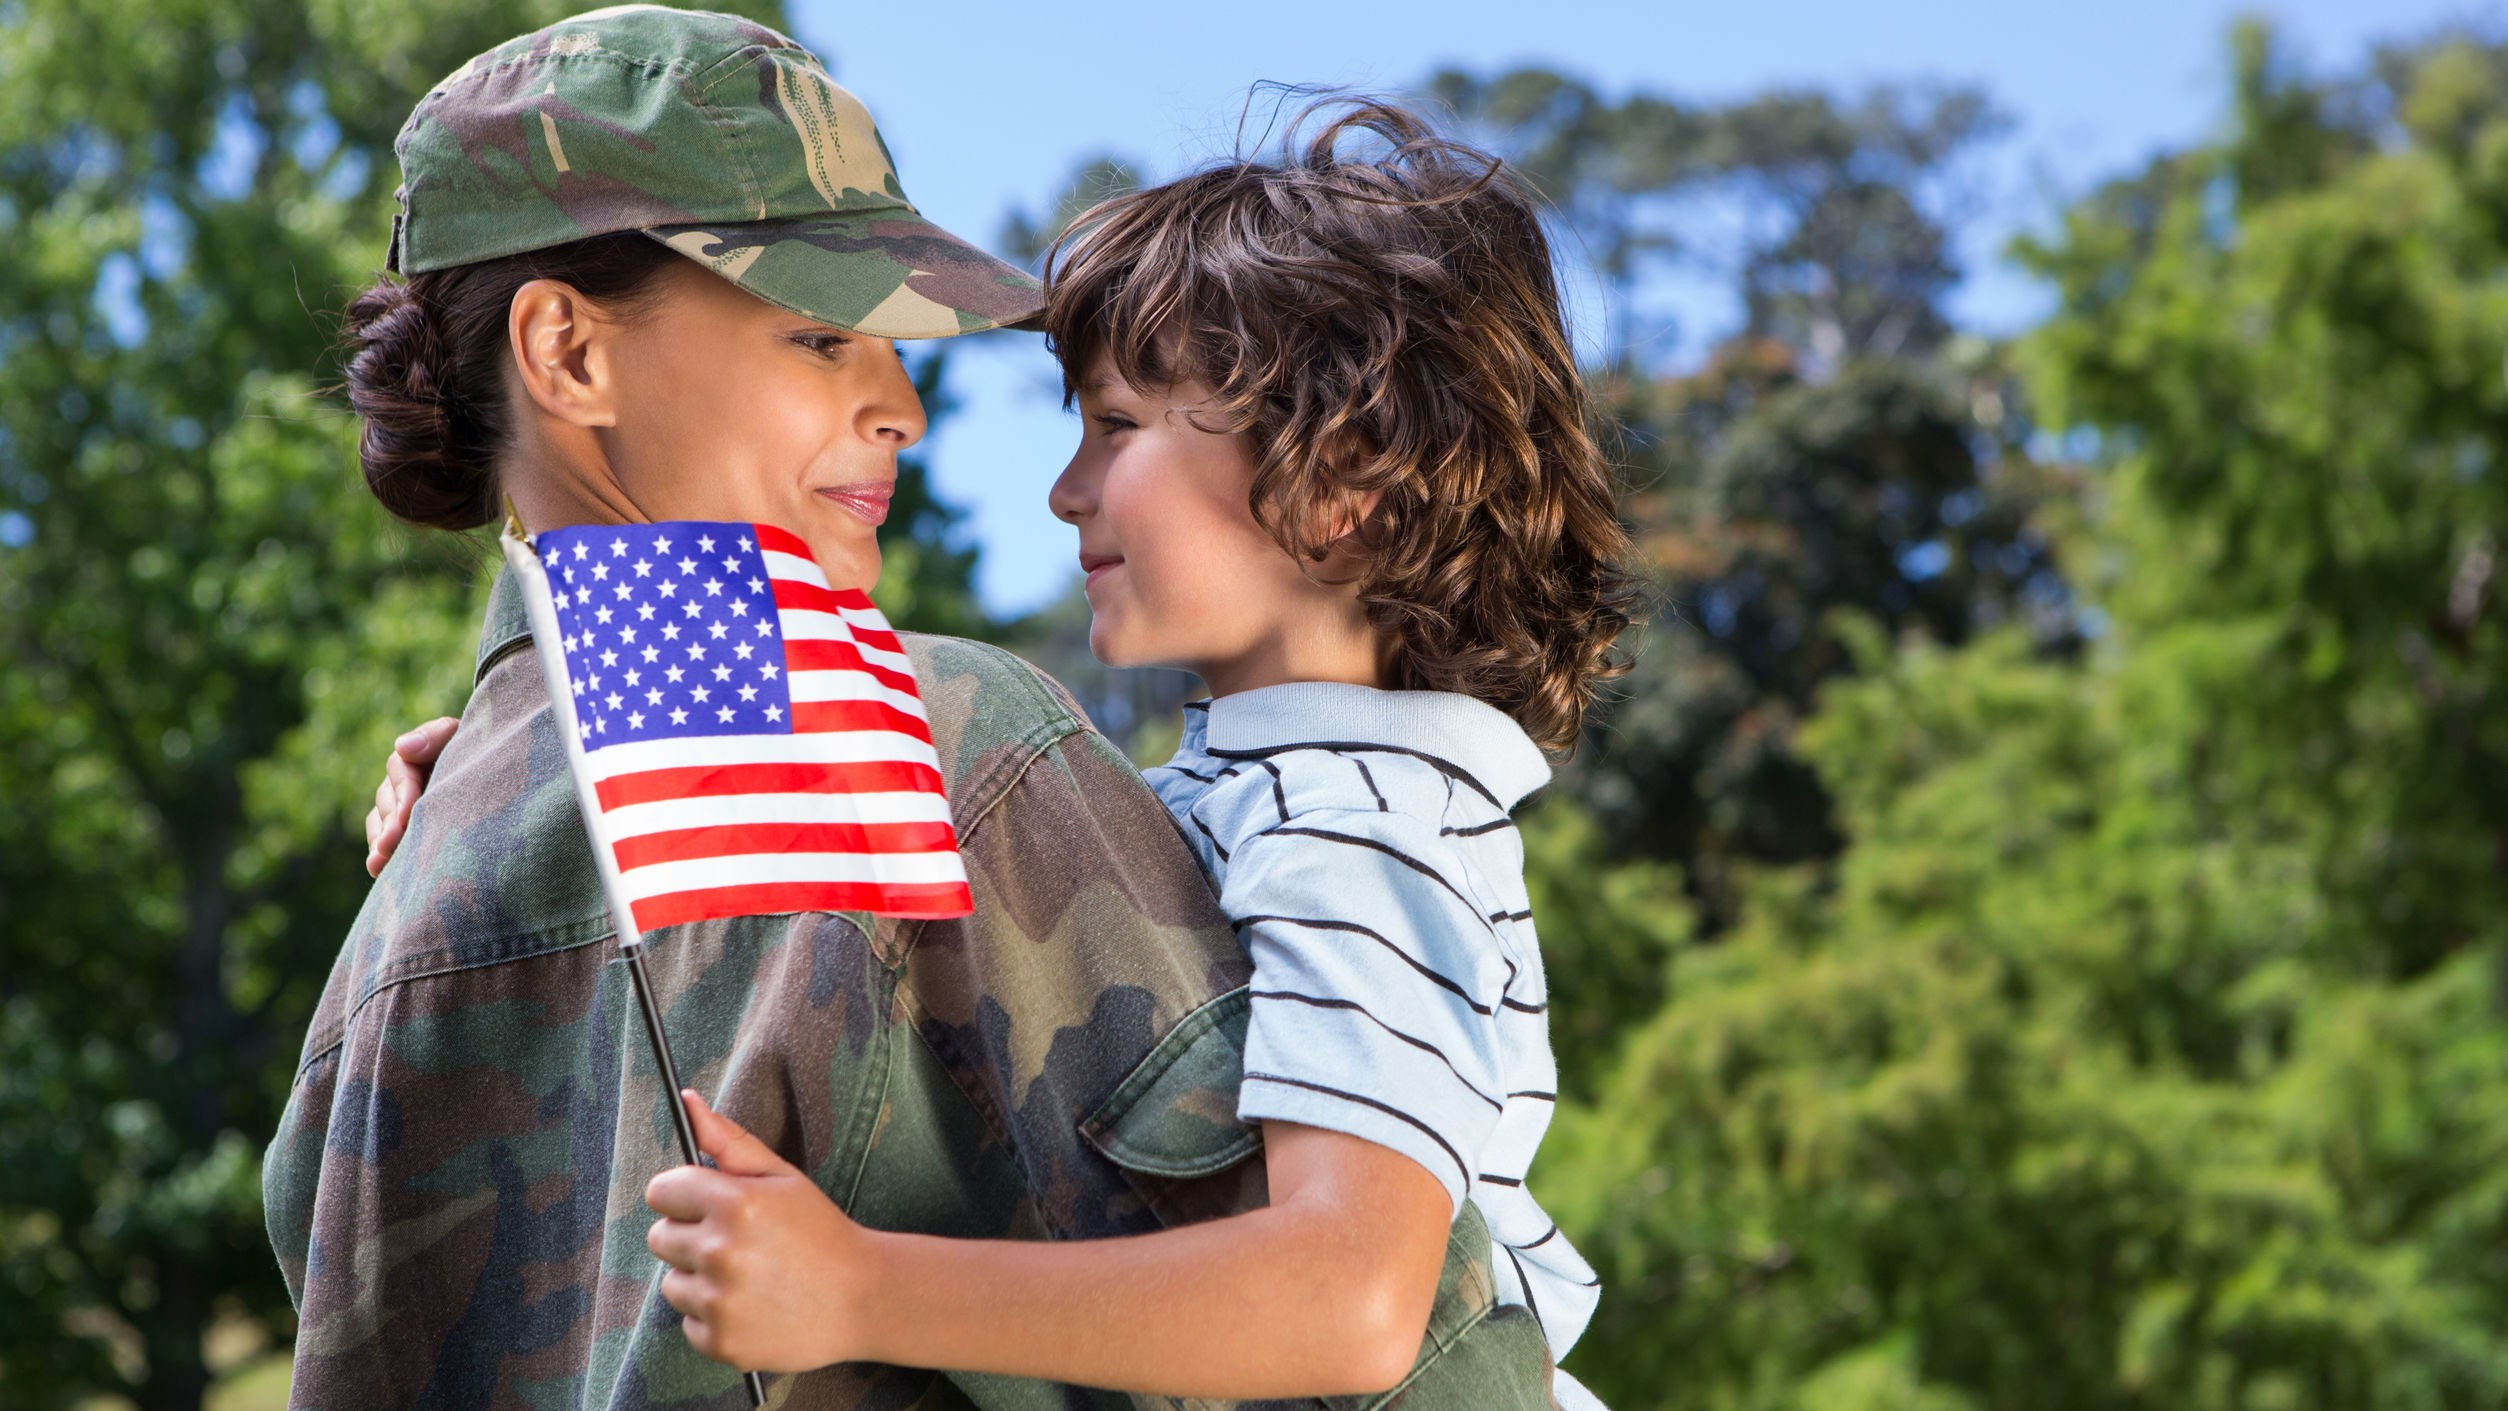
left=370, top=98, right=1634, bottom=1408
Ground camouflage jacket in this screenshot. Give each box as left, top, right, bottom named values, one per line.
left=263, top=571, right=1554, bottom=1410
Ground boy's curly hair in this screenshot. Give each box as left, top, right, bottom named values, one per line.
left=1042, top=97, right=1637, bottom=755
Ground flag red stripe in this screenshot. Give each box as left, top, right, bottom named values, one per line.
left=752, top=523, right=814, bottom=560
left=781, top=638, right=919, bottom=694
left=594, top=759, right=945, bottom=810
left=631, top=879, right=975, bottom=929
left=792, top=699, right=933, bottom=743
left=612, top=820, right=962, bottom=870
left=771, top=580, right=906, bottom=651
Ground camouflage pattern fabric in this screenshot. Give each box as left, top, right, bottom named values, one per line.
left=388, top=5, right=1042, bottom=338
left=264, top=570, right=1556, bottom=1409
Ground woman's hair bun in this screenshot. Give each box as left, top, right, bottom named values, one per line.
left=339, top=233, right=678, bottom=532
left=342, top=275, right=498, bottom=532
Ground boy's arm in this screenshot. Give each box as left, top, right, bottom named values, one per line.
left=648, top=1095, right=1454, bottom=1398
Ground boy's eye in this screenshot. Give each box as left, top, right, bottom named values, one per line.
left=790, top=332, right=852, bottom=360
left=1092, top=413, right=1135, bottom=435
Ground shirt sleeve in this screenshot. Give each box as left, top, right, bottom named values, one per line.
left=1218, top=807, right=1514, bottom=1212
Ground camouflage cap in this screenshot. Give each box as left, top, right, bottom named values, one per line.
left=388, top=4, right=1042, bottom=339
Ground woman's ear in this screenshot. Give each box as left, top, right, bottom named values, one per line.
left=507, top=278, right=622, bottom=429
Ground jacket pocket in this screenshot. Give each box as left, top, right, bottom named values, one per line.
left=1077, top=988, right=1544, bottom=1411
left=1081, top=984, right=1260, bottom=1178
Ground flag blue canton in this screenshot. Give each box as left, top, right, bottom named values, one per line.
left=537, top=522, right=796, bottom=751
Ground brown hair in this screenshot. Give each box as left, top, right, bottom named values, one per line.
left=1042, top=98, right=1638, bottom=754
left=340, top=233, right=680, bottom=530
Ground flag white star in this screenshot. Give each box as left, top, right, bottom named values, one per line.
left=592, top=562, right=610, bottom=581
left=614, top=583, right=632, bottom=602
left=574, top=542, right=591, bottom=561
left=738, top=536, right=753, bottom=552
left=658, top=580, right=678, bottom=599
left=665, top=665, right=685, bottom=683
left=739, top=684, right=758, bottom=701
left=655, top=536, right=673, bottom=554
left=611, top=537, right=628, bottom=557
left=684, top=601, right=703, bottom=619
left=646, top=688, right=663, bottom=705
left=570, top=676, right=584, bottom=695
left=721, top=556, right=739, bottom=573
left=594, top=716, right=607, bottom=734
left=628, top=711, right=645, bottom=729
left=633, top=559, right=653, bottom=578
left=717, top=706, right=735, bottom=723
left=708, top=621, right=729, bottom=639
left=579, top=719, right=592, bottom=738
left=595, top=606, right=613, bottom=625
left=605, top=692, right=623, bottom=711
left=760, top=663, right=780, bottom=680
left=599, top=649, right=618, bottom=667
left=756, top=620, right=773, bottom=636
left=688, top=644, right=707, bottom=661
left=641, top=645, right=660, bottom=663
left=712, top=663, right=731, bottom=681
left=624, top=668, right=641, bottom=686
left=677, top=558, right=698, bottom=576
left=729, top=600, right=750, bottom=618
left=620, top=626, right=638, bottom=644
left=704, top=578, right=725, bottom=598
left=734, top=641, right=754, bottom=660
left=765, top=704, right=783, bottom=722
left=637, top=602, right=656, bottom=620
left=746, top=576, right=764, bottom=593
left=670, top=707, right=689, bottom=725
left=662, top=623, right=681, bottom=641
left=692, top=686, right=712, bottom=703
left=697, top=535, right=716, bottom=554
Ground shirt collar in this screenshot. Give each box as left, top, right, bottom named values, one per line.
left=1200, top=682, right=1551, bottom=810
left=474, top=565, right=534, bottom=687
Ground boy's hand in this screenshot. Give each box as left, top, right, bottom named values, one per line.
left=364, top=717, right=458, bottom=876
left=645, top=1090, right=871, bottom=1372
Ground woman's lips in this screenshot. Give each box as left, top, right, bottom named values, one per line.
left=817, top=482, right=893, bottom=527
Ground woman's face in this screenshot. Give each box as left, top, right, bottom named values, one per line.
left=591, top=262, right=925, bottom=591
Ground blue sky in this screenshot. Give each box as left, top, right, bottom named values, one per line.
left=789, top=0, right=2492, bottom=616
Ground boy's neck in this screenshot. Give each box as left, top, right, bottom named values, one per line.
left=1194, top=617, right=1387, bottom=700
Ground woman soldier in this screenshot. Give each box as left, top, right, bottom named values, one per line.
left=263, top=7, right=1553, bottom=1409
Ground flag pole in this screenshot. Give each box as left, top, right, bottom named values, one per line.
left=501, top=505, right=771, bottom=1411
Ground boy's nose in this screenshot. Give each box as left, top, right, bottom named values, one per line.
left=1048, top=457, right=1095, bottom=523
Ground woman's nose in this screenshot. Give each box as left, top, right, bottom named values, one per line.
left=859, top=342, right=929, bottom=449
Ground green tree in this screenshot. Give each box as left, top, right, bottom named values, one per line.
left=872, top=347, right=996, bottom=640
left=1544, top=23, right=2508, bottom=1408
left=1439, top=67, right=2069, bottom=932
left=0, top=3, right=786, bottom=1406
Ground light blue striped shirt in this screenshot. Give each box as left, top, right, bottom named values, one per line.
left=1145, top=682, right=1601, bottom=1360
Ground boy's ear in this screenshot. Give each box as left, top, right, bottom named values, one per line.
left=1328, top=488, right=1385, bottom=545
left=507, top=278, right=623, bottom=430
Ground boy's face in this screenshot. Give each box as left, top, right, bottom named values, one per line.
left=1048, top=350, right=1376, bottom=695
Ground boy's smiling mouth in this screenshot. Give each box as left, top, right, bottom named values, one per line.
left=1080, top=552, right=1123, bottom=586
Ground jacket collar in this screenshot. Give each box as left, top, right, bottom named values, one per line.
left=474, top=566, right=534, bottom=687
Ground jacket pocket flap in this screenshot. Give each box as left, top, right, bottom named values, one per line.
left=1080, top=987, right=1262, bottom=1179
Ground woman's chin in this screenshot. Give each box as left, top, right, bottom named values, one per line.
left=798, top=532, right=881, bottom=593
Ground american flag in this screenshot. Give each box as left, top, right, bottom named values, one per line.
left=508, top=519, right=972, bottom=929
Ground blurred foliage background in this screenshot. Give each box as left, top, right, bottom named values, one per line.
left=3, top=1, right=2506, bottom=1407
